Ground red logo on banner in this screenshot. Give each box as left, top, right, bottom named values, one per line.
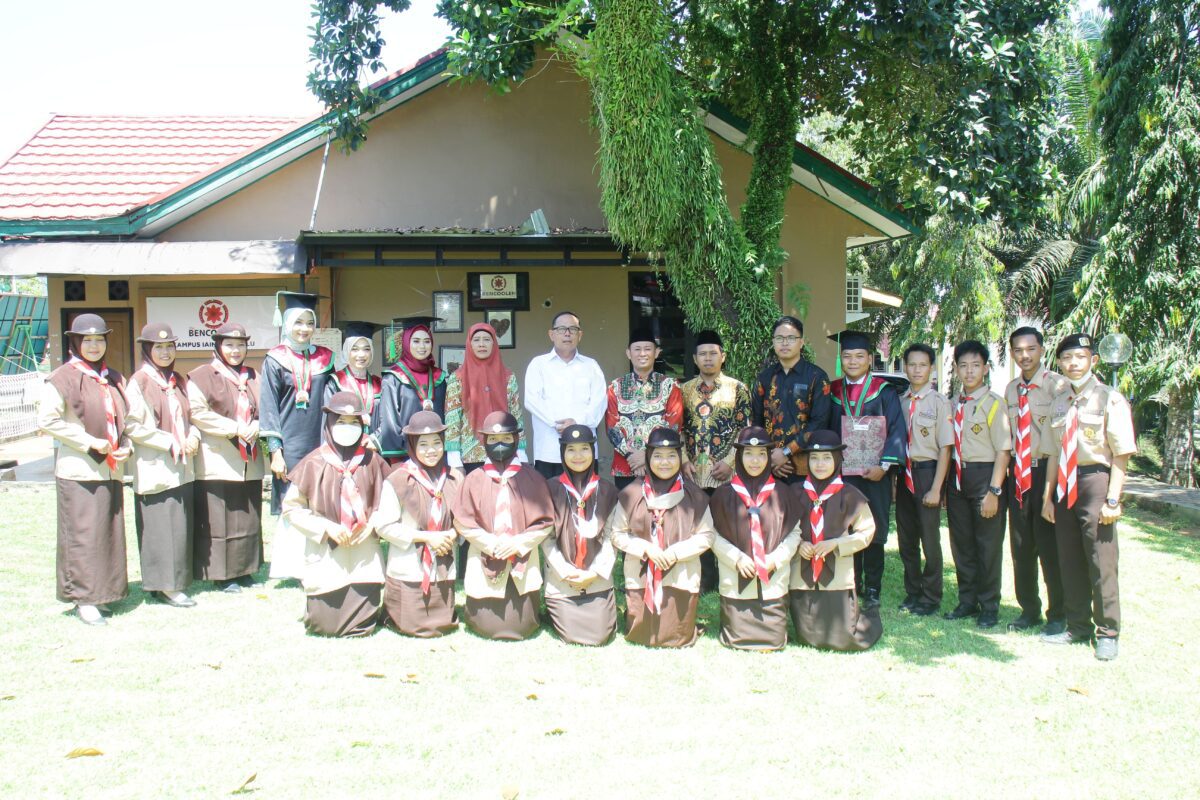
left=490, top=275, right=508, bottom=292
left=199, top=299, right=229, bottom=329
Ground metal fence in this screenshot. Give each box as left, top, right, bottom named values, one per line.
left=0, top=371, right=42, bottom=442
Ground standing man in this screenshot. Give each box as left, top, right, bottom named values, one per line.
left=1005, top=327, right=1069, bottom=634
left=827, top=330, right=906, bottom=610
left=680, top=329, right=751, bottom=592
left=894, top=343, right=953, bottom=616
left=606, top=327, right=684, bottom=490
left=943, top=340, right=1011, bottom=629
left=524, top=311, right=608, bottom=479
left=1041, top=334, right=1135, bottom=661
left=751, top=316, right=832, bottom=484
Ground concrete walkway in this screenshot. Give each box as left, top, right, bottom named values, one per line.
left=0, top=434, right=55, bottom=482
left=1123, top=474, right=1200, bottom=527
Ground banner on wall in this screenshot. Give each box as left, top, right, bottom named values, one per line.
left=144, top=296, right=281, bottom=351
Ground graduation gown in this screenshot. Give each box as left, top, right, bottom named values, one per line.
left=374, top=367, right=446, bottom=461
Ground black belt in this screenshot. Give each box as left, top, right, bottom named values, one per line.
left=911, top=460, right=938, bottom=471
left=961, top=461, right=994, bottom=469
left=1011, top=457, right=1043, bottom=469
left=1077, top=464, right=1111, bottom=476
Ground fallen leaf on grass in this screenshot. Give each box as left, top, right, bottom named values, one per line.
left=532, top=678, right=545, bottom=685
left=352, top=741, right=371, bottom=748
left=66, top=747, right=102, bottom=759
left=70, top=658, right=94, bottom=664
left=1068, top=686, right=1090, bottom=697
left=544, top=728, right=565, bottom=737
left=501, top=785, right=520, bottom=800
left=232, top=773, right=257, bottom=794
left=364, top=673, right=386, bottom=679
left=750, top=689, right=768, bottom=695
left=255, top=594, right=269, bottom=600
left=1, top=695, right=15, bottom=701
left=1035, top=715, right=1050, bottom=723
left=205, top=662, right=223, bottom=671
left=526, top=693, right=538, bottom=701
left=401, top=674, right=419, bottom=684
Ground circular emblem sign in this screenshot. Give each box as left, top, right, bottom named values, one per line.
left=199, top=299, right=230, bottom=329
left=490, top=275, right=509, bottom=292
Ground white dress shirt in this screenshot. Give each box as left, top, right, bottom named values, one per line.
left=523, top=349, right=607, bottom=463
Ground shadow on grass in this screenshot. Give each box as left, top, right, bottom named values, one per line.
left=1126, top=506, right=1200, bottom=563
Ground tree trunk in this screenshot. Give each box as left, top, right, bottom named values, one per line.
left=1160, top=385, right=1195, bottom=487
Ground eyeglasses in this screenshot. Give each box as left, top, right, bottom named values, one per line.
left=772, top=335, right=801, bottom=344
left=552, top=326, right=582, bottom=335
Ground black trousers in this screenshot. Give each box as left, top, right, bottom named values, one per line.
left=946, top=462, right=1006, bottom=612
left=845, top=473, right=892, bottom=595
left=1007, top=461, right=1064, bottom=621
left=1054, top=469, right=1120, bottom=640
left=534, top=460, right=565, bottom=480
left=894, top=462, right=944, bottom=606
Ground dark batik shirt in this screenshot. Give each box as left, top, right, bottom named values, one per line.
left=751, top=359, right=832, bottom=454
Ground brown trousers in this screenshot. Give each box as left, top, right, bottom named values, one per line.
left=895, top=462, right=944, bottom=606
left=1054, top=469, right=1120, bottom=639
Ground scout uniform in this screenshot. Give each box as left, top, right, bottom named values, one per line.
left=788, top=430, right=882, bottom=651
left=945, top=382, right=1011, bottom=623
left=542, top=425, right=619, bottom=646
left=610, top=427, right=716, bottom=648
left=125, top=323, right=200, bottom=606
left=282, top=392, right=388, bottom=637
left=606, top=329, right=684, bottom=488
left=187, top=322, right=266, bottom=591
left=452, top=412, right=554, bottom=640
left=1044, top=334, right=1136, bottom=656
left=1005, top=363, right=1069, bottom=629
left=895, top=381, right=954, bottom=613
left=709, top=426, right=803, bottom=651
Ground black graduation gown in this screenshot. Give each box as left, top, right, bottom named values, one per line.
left=259, top=352, right=335, bottom=514
left=374, top=370, right=447, bottom=460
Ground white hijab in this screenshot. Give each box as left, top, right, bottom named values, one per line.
left=281, top=308, right=316, bottom=354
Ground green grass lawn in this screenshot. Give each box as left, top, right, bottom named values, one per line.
left=2, top=481, right=1198, bottom=799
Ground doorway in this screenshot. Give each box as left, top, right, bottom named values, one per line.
left=61, top=309, right=134, bottom=376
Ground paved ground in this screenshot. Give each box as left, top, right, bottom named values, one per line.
left=0, top=434, right=54, bottom=482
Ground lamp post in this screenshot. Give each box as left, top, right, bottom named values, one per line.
left=1098, top=333, right=1132, bottom=392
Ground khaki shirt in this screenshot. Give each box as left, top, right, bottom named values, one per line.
left=37, top=381, right=124, bottom=482
left=281, top=484, right=385, bottom=596
left=457, top=521, right=551, bottom=600
left=902, top=385, right=954, bottom=461
left=187, top=381, right=266, bottom=482
left=1005, top=367, right=1068, bottom=459
left=540, top=507, right=618, bottom=598
left=1046, top=375, right=1137, bottom=467
left=954, top=389, right=1011, bottom=462
left=374, top=481, right=458, bottom=582
left=788, top=503, right=875, bottom=592
left=124, top=378, right=197, bottom=495
left=712, top=526, right=802, bottom=600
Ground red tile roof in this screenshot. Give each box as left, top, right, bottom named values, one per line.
left=0, top=115, right=306, bottom=221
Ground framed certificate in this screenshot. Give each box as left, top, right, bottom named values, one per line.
left=840, top=416, right=887, bottom=476
left=432, top=291, right=463, bottom=333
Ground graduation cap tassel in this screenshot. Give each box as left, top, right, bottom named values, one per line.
left=835, top=332, right=843, bottom=378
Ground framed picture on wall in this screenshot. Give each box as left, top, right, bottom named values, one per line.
left=432, top=291, right=463, bottom=333
left=467, top=272, right=530, bottom=311
left=439, top=345, right=466, bottom=374
left=484, top=310, right=516, bottom=349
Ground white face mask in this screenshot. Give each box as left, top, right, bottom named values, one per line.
left=331, top=422, right=363, bottom=447
left=1069, top=371, right=1092, bottom=390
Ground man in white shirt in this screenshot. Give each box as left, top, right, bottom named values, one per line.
left=524, top=311, right=608, bottom=479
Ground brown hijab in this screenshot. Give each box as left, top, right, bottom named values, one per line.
left=549, top=447, right=618, bottom=570
left=710, top=447, right=802, bottom=591
left=132, top=339, right=190, bottom=440
left=793, top=451, right=867, bottom=588
left=187, top=332, right=260, bottom=421
left=49, top=333, right=128, bottom=462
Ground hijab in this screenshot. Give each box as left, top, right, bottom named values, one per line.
left=281, top=308, right=316, bottom=354
left=340, top=335, right=373, bottom=378
left=400, top=324, right=438, bottom=376
left=456, top=322, right=511, bottom=435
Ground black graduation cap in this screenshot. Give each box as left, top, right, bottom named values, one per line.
left=273, top=291, right=319, bottom=326
left=827, top=329, right=875, bottom=353
left=390, top=314, right=443, bottom=329
left=339, top=321, right=385, bottom=342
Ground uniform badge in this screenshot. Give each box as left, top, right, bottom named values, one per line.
left=1084, top=427, right=1100, bottom=441
left=920, top=427, right=930, bottom=437
left=971, top=423, right=983, bottom=434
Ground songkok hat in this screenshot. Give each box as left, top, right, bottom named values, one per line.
left=628, top=326, right=658, bottom=347
left=694, top=330, right=723, bottom=349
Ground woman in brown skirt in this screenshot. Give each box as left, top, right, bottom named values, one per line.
left=788, top=430, right=882, bottom=651
left=37, top=313, right=132, bottom=626
left=187, top=322, right=265, bottom=593
left=610, top=427, right=715, bottom=648
left=710, top=426, right=803, bottom=651
left=452, top=411, right=553, bottom=640
left=125, top=322, right=201, bottom=608
left=542, top=425, right=618, bottom=646
left=282, top=391, right=388, bottom=637
left=376, top=410, right=463, bottom=637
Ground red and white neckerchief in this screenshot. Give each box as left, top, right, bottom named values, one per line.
left=405, top=461, right=448, bottom=595
left=1013, top=379, right=1038, bottom=506
left=139, top=363, right=187, bottom=463
left=211, top=356, right=257, bottom=462
left=953, top=394, right=974, bottom=490
left=69, top=356, right=120, bottom=471
left=485, top=462, right=524, bottom=577
left=641, top=475, right=682, bottom=614
left=904, top=390, right=919, bottom=494
left=1056, top=395, right=1080, bottom=509
left=730, top=474, right=775, bottom=584
left=558, top=471, right=600, bottom=568
left=802, top=476, right=844, bottom=584
left=339, top=369, right=377, bottom=415
left=319, top=442, right=368, bottom=535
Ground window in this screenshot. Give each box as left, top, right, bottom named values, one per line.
left=846, top=275, right=862, bottom=313
left=627, top=272, right=693, bottom=379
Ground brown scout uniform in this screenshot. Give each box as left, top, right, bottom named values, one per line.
left=896, top=385, right=954, bottom=608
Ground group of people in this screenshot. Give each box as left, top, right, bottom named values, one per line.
left=38, top=296, right=1135, bottom=660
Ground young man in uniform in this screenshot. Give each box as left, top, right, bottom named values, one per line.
left=944, top=340, right=1011, bottom=629
left=1041, top=333, right=1136, bottom=661
left=895, top=343, right=953, bottom=616
left=1005, top=327, right=1069, bottom=634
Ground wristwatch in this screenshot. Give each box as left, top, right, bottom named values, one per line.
left=987, top=484, right=1003, bottom=497
left=1105, top=498, right=1120, bottom=508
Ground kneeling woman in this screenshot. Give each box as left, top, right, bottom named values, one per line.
left=282, top=392, right=388, bottom=637
left=611, top=427, right=715, bottom=648
left=376, top=411, right=463, bottom=637
left=542, top=425, right=618, bottom=646
left=788, top=430, right=882, bottom=651
left=452, top=412, right=553, bottom=640
left=709, top=427, right=803, bottom=651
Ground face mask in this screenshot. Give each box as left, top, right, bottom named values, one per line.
left=485, top=440, right=517, bottom=463
left=1069, top=371, right=1092, bottom=390
left=331, top=423, right=363, bottom=447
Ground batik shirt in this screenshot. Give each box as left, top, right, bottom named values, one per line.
left=605, top=372, right=683, bottom=478
left=680, top=373, right=751, bottom=489
left=751, top=360, right=832, bottom=455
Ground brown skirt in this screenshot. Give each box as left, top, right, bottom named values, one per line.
left=788, top=589, right=882, bottom=652
left=384, top=576, right=458, bottom=638
left=719, top=597, right=789, bottom=651
left=56, top=478, right=127, bottom=605
left=193, top=480, right=263, bottom=581
left=624, top=586, right=699, bottom=648
left=464, top=580, right=540, bottom=641
left=134, top=483, right=194, bottom=592
left=305, top=582, right=382, bottom=638
left=545, top=590, right=617, bottom=646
